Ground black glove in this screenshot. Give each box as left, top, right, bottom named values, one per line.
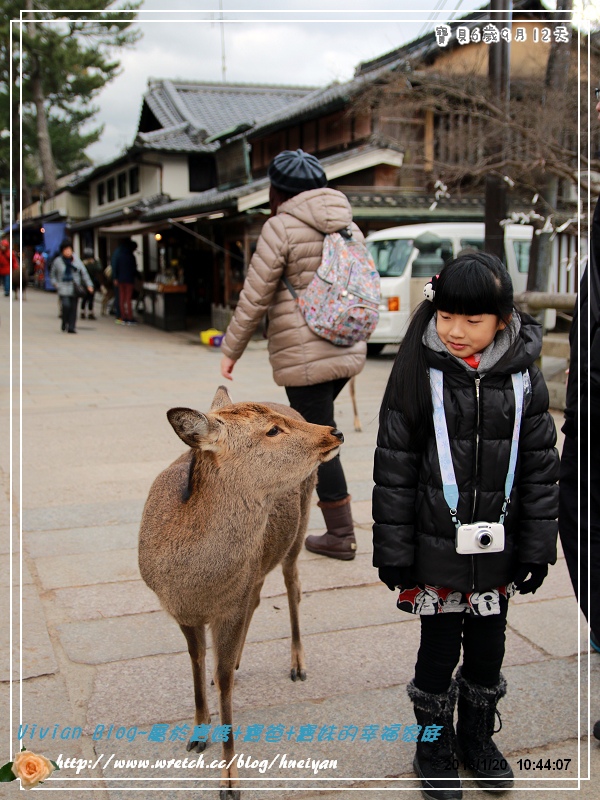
left=513, top=563, right=548, bottom=595
left=378, top=565, right=414, bottom=592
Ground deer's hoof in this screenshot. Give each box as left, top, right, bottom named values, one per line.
left=186, top=738, right=207, bottom=753
left=219, top=790, right=240, bottom=800
left=290, top=668, right=307, bottom=682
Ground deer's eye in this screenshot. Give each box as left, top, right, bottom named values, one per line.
left=266, top=426, right=281, bottom=437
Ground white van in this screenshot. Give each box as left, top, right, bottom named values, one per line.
left=365, top=222, right=543, bottom=354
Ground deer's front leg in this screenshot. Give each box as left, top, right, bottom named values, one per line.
left=212, top=614, right=247, bottom=800
left=180, top=624, right=210, bottom=754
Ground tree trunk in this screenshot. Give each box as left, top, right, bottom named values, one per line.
left=30, top=58, right=57, bottom=198
left=526, top=0, right=573, bottom=295
left=27, top=0, right=57, bottom=199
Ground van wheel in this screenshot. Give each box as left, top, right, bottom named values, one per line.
left=367, top=343, right=386, bottom=356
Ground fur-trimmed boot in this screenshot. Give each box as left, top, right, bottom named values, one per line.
left=407, top=680, right=462, bottom=800
left=304, top=495, right=357, bottom=560
left=455, top=668, right=514, bottom=789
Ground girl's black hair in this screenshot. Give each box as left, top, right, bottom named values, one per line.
left=379, top=251, right=514, bottom=445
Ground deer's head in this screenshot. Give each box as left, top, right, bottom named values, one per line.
left=167, top=387, right=343, bottom=492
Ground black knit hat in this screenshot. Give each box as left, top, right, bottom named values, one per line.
left=267, top=149, right=327, bottom=194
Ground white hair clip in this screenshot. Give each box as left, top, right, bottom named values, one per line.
left=423, top=274, right=439, bottom=302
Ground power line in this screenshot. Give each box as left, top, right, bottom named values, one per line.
left=416, top=0, right=449, bottom=39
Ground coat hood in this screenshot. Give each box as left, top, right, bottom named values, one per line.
left=278, top=188, right=353, bottom=235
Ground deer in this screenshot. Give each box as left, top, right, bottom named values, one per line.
left=138, top=386, right=344, bottom=800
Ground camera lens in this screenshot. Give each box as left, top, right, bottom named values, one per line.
left=477, top=531, right=493, bottom=548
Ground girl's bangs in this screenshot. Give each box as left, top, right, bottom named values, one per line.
left=434, top=264, right=509, bottom=317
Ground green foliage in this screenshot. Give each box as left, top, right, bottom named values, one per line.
left=0, top=1, right=141, bottom=190
left=0, top=761, right=17, bottom=782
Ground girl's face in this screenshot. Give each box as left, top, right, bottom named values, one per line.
left=436, top=311, right=506, bottom=359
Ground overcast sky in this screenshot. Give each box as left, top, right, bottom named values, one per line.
left=85, top=0, right=504, bottom=165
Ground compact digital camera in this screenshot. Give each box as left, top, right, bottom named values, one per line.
left=455, top=522, right=505, bottom=555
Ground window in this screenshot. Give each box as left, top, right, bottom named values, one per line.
left=367, top=239, right=413, bottom=278
left=118, top=172, right=127, bottom=198
left=107, top=177, right=115, bottom=202
left=459, top=239, right=484, bottom=252
left=129, top=166, right=139, bottom=194
left=412, top=239, right=453, bottom=277
left=513, top=240, right=530, bottom=273
left=97, top=182, right=105, bottom=206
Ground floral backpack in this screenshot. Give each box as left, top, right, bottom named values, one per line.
left=282, top=228, right=381, bottom=346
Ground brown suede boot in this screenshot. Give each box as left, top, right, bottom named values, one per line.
left=305, top=495, right=357, bottom=560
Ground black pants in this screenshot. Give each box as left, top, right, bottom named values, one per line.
left=285, top=378, right=349, bottom=503
left=559, top=435, right=600, bottom=639
left=60, top=295, right=78, bottom=332
left=80, top=290, right=95, bottom=312
left=414, top=607, right=508, bottom=695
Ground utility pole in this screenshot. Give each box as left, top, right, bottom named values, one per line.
left=526, top=0, right=573, bottom=293
left=484, top=0, right=512, bottom=261
left=219, top=0, right=227, bottom=82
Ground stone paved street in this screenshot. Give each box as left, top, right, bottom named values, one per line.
left=1, top=289, right=598, bottom=798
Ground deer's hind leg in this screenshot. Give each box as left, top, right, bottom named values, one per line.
left=180, top=624, right=210, bottom=754
left=212, top=613, right=247, bottom=800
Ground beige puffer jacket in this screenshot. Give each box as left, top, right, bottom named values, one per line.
left=221, top=188, right=367, bottom=387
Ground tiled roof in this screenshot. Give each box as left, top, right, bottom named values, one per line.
left=140, top=141, right=403, bottom=221
left=135, top=80, right=316, bottom=152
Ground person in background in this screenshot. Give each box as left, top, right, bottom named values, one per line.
left=220, top=149, right=366, bottom=560
left=110, top=242, right=123, bottom=321
left=81, top=248, right=103, bottom=320
left=0, top=238, right=18, bottom=297
left=33, top=246, right=46, bottom=289
left=112, top=239, right=138, bottom=325
left=50, top=238, right=93, bottom=334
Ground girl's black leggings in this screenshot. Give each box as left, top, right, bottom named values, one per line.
left=414, top=606, right=508, bottom=694
left=285, top=378, right=349, bottom=503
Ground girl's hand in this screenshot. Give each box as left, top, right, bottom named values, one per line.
left=220, top=355, right=236, bottom=381
left=514, top=563, right=548, bottom=595
left=378, top=565, right=413, bottom=591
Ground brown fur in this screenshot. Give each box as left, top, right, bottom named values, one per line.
left=138, top=386, right=344, bottom=799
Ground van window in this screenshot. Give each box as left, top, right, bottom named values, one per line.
left=367, top=239, right=413, bottom=277
left=412, top=239, right=453, bottom=277
left=513, top=240, right=530, bottom=273
left=459, top=239, right=484, bottom=253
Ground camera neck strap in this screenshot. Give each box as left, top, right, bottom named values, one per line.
left=430, top=368, right=524, bottom=529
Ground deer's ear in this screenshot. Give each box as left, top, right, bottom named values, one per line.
left=167, top=408, right=220, bottom=449
left=210, top=385, right=232, bottom=410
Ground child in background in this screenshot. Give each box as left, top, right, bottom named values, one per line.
left=372, top=253, right=559, bottom=800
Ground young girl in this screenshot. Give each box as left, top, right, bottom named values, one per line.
left=372, top=252, right=559, bottom=800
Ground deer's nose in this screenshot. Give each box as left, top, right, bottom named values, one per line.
left=331, top=428, right=344, bottom=443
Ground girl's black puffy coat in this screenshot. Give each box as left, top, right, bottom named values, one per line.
left=372, top=316, right=559, bottom=594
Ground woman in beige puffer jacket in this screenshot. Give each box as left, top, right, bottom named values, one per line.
left=221, top=149, right=366, bottom=561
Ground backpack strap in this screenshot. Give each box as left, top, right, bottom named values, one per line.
left=281, top=274, right=298, bottom=300
left=280, top=225, right=353, bottom=297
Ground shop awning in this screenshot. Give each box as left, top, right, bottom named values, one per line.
left=97, top=221, right=170, bottom=237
